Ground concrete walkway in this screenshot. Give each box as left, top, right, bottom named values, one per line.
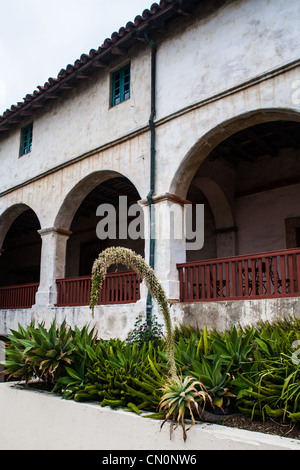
left=1, top=382, right=299, bottom=450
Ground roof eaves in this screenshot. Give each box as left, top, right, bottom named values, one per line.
left=0, top=0, right=196, bottom=132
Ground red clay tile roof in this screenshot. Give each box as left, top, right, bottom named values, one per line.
left=0, top=0, right=199, bottom=132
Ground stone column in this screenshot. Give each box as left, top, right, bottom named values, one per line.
left=0, top=338, right=5, bottom=382
left=141, top=193, right=190, bottom=301
left=34, top=227, right=72, bottom=307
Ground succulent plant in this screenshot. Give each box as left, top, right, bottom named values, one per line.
left=158, top=375, right=212, bottom=441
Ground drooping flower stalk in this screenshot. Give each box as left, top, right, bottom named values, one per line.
left=90, top=246, right=177, bottom=380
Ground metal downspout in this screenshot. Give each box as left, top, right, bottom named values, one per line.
left=144, top=31, right=156, bottom=323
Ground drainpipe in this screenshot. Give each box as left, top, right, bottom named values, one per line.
left=144, top=31, right=156, bottom=323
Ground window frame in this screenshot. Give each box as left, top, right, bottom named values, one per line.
left=111, top=63, right=131, bottom=107
left=20, top=122, right=33, bottom=157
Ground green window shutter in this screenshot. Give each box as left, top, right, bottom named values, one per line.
left=21, top=123, right=33, bottom=156
left=112, top=64, right=130, bottom=106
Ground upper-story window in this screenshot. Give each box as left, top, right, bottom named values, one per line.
left=111, top=64, right=130, bottom=107
left=20, top=123, right=33, bottom=156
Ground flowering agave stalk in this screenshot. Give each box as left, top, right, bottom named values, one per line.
left=158, top=375, right=213, bottom=441
left=90, top=247, right=177, bottom=380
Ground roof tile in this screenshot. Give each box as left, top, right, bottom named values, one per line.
left=0, top=0, right=185, bottom=125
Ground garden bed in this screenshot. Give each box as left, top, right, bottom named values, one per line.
left=222, top=414, right=300, bottom=440
left=2, top=314, right=300, bottom=447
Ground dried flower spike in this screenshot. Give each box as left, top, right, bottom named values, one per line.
left=90, top=247, right=177, bottom=380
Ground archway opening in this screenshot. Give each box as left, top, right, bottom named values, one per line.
left=56, top=175, right=145, bottom=307
left=65, top=176, right=144, bottom=277
left=0, top=208, right=41, bottom=309
left=0, top=208, right=41, bottom=286
left=178, top=118, right=300, bottom=302
left=186, top=120, right=300, bottom=257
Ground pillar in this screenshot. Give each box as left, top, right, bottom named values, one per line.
left=0, top=338, right=5, bottom=382
left=141, top=193, right=190, bottom=300
left=34, top=227, right=72, bottom=307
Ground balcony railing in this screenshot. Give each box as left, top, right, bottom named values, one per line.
left=177, top=248, right=300, bottom=303
left=0, top=282, right=39, bottom=309
left=56, top=271, right=141, bottom=307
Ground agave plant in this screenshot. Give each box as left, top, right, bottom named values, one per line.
left=1, top=321, right=37, bottom=383
left=236, top=353, right=300, bottom=423
left=52, top=362, right=86, bottom=399
left=74, top=338, right=167, bottom=412
left=52, top=324, right=98, bottom=398
left=26, top=319, right=75, bottom=383
left=158, top=375, right=213, bottom=441
left=210, top=325, right=255, bottom=369
left=190, top=357, right=235, bottom=410
left=1, top=319, right=76, bottom=385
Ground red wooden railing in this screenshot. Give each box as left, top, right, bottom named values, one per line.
left=56, top=271, right=141, bottom=307
left=0, top=282, right=39, bottom=309
left=177, top=248, right=300, bottom=303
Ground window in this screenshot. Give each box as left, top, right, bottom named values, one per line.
left=111, top=64, right=130, bottom=106
left=20, top=123, right=33, bottom=156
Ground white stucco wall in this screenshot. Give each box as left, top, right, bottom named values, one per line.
left=158, top=0, right=300, bottom=118
left=236, top=183, right=300, bottom=255
left=1, top=0, right=300, bottom=337
left=159, top=69, right=300, bottom=198
left=1, top=0, right=300, bottom=199
left=1, top=382, right=299, bottom=450
left=156, top=0, right=300, bottom=120
left=0, top=44, right=151, bottom=195
left=0, top=300, right=148, bottom=340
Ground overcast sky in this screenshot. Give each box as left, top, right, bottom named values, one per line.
left=0, top=0, right=153, bottom=114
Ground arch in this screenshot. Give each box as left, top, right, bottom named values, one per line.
left=170, top=108, right=300, bottom=198
left=54, top=170, right=140, bottom=231
left=0, top=203, right=42, bottom=248
left=0, top=204, right=42, bottom=287
left=55, top=170, right=145, bottom=278
left=191, top=176, right=234, bottom=230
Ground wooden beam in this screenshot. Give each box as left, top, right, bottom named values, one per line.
left=279, top=127, right=299, bottom=149
left=6, top=119, right=20, bottom=125
left=74, top=73, right=89, bottom=80
left=245, top=129, right=276, bottom=156
left=227, top=138, right=256, bottom=162
left=19, top=110, right=33, bottom=116
left=93, top=59, right=107, bottom=68
left=177, top=7, right=190, bottom=16
left=46, top=94, right=59, bottom=100
left=111, top=46, right=127, bottom=56
left=59, top=83, right=73, bottom=90
left=31, top=101, right=44, bottom=108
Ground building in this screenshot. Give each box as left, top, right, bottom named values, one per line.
left=1, top=0, right=300, bottom=351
